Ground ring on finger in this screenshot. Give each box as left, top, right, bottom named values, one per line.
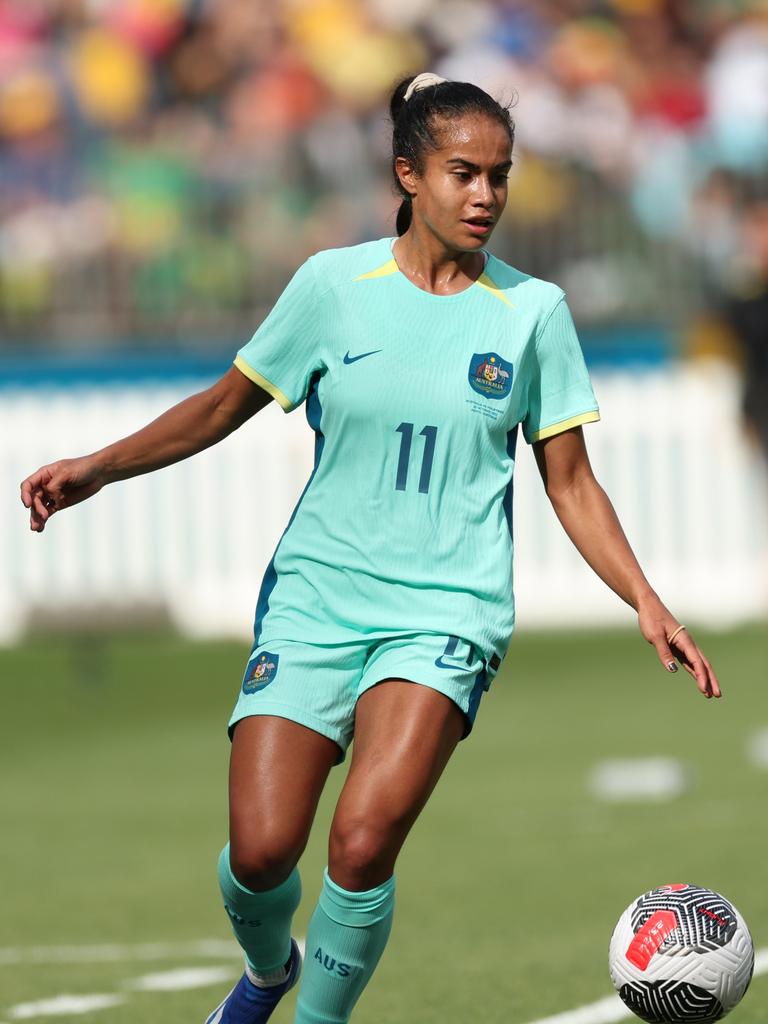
left=668, top=624, right=686, bottom=645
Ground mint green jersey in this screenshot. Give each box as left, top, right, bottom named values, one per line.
left=235, top=237, right=599, bottom=663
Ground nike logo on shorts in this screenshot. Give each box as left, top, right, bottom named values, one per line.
left=434, top=656, right=468, bottom=670
left=343, top=349, right=382, bottom=364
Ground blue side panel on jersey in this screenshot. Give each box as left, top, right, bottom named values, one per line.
left=502, top=425, right=519, bottom=537
left=252, top=371, right=325, bottom=645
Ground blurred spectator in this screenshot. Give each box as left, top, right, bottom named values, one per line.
left=1, top=0, right=768, bottom=345
left=720, top=201, right=768, bottom=466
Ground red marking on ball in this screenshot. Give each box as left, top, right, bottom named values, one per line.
left=698, top=906, right=729, bottom=928
left=626, top=910, right=679, bottom=970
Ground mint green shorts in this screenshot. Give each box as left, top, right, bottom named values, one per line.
left=228, top=633, right=499, bottom=761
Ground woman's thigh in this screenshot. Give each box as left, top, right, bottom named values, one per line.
left=329, top=680, right=465, bottom=890
left=229, top=715, right=340, bottom=889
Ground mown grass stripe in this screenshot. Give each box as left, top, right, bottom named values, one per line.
left=0, top=940, right=238, bottom=967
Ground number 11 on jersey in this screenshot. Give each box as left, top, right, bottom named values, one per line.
left=395, top=422, right=438, bottom=494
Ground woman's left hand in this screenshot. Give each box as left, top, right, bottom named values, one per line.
left=637, top=595, right=722, bottom=699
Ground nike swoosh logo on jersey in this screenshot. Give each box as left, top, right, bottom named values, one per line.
left=343, top=349, right=382, bottom=364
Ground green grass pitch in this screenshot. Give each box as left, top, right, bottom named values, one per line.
left=1, top=624, right=766, bottom=1023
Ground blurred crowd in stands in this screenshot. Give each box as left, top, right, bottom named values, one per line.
left=1, top=0, right=768, bottom=347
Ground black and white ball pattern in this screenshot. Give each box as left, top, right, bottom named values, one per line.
left=609, top=885, right=754, bottom=1023
left=619, top=980, right=722, bottom=1023
left=630, top=885, right=737, bottom=954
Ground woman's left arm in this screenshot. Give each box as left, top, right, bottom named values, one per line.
left=533, top=426, right=721, bottom=699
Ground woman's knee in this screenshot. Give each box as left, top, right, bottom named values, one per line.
left=328, top=816, right=401, bottom=889
left=228, top=829, right=304, bottom=891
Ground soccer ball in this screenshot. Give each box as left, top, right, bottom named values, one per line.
left=608, top=884, right=754, bottom=1023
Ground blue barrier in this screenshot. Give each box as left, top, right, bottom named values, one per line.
left=0, top=326, right=671, bottom=390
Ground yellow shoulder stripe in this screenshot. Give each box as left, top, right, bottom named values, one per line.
left=355, top=258, right=399, bottom=282
left=234, top=356, right=293, bottom=412
left=475, top=270, right=514, bottom=308
left=355, top=260, right=513, bottom=306
left=531, top=410, right=600, bottom=442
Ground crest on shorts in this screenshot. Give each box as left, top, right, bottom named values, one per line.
left=242, top=651, right=279, bottom=694
left=468, top=352, right=512, bottom=399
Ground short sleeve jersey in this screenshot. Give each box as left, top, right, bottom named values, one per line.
left=235, top=238, right=599, bottom=661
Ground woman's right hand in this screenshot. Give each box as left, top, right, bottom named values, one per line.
left=21, top=456, right=106, bottom=532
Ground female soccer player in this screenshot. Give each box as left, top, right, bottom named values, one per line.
left=21, top=74, right=720, bottom=1024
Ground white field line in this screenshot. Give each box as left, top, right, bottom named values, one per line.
left=589, top=758, right=688, bottom=802
left=3, top=968, right=235, bottom=1020
left=523, top=945, right=768, bottom=1024
left=8, top=995, right=125, bottom=1019
left=125, top=966, right=237, bottom=992
left=3, top=937, right=307, bottom=1019
left=0, top=939, right=239, bottom=967
left=746, top=728, right=768, bottom=768
left=523, top=995, right=630, bottom=1024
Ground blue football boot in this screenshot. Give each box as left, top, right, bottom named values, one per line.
left=204, top=939, right=302, bottom=1023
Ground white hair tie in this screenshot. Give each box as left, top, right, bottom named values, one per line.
left=404, top=73, right=447, bottom=102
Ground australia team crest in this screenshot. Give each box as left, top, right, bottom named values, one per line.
left=242, top=652, right=279, bottom=694
left=468, top=352, right=513, bottom=399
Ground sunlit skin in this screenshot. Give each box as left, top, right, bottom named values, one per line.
left=393, top=112, right=512, bottom=295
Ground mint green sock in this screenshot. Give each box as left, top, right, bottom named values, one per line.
left=217, top=843, right=301, bottom=972
left=294, top=869, right=395, bottom=1023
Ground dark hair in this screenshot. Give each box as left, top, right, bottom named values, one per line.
left=390, top=75, right=515, bottom=235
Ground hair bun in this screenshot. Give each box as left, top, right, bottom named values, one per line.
left=404, top=72, right=446, bottom=102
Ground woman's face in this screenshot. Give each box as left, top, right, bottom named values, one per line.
left=397, top=113, right=512, bottom=252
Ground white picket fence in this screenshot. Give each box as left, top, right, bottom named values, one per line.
left=2, top=362, right=766, bottom=645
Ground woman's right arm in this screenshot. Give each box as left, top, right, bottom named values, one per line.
left=21, top=365, right=272, bottom=532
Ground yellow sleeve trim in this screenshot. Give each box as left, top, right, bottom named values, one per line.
left=531, top=410, right=600, bottom=442
left=475, top=270, right=514, bottom=308
left=233, top=356, right=293, bottom=412
left=355, top=258, right=399, bottom=281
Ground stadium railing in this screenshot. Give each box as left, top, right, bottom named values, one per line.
left=2, top=362, right=766, bottom=644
